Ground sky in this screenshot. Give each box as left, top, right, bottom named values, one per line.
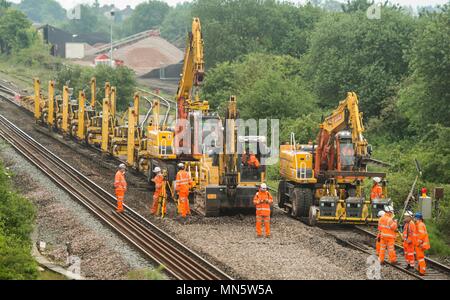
left=8, top=0, right=450, bottom=10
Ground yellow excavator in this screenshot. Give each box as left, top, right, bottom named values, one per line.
left=278, top=92, right=392, bottom=225
left=194, top=96, right=267, bottom=216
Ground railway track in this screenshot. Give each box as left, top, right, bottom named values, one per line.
left=0, top=96, right=232, bottom=280
left=268, top=186, right=450, bottom=280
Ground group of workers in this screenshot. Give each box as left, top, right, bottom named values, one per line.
left=115, top=162, right=194, bottom=221
left=117, top=165, right=431, bottom=273
left=113, top=160, right=272, bottom=236
left=371, top=176, right=431, bottom=276
left=376, top=207, right=430, bottom=276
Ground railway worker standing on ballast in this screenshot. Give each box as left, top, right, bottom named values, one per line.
left=414, top=212, right=430, bottom=276
left=175, top=163, right=193, bottom=222
left=402, top=211, right=417, bottom=270
left=150, top=167, right=165, bottom=216
left=376, top=210, right=385, bottom=256
left=253, top=183, right=273, bottom=238
left=114, top=164, right=127, bottom=213
left=378, top=206, right=398, bottom=265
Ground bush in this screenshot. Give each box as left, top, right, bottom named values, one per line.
left=0, top=162, right=37, bottom=280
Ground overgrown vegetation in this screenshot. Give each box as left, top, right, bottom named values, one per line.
left=126, top=266, right=166, bottom=280
left=0, top=160, right=38, bottom=280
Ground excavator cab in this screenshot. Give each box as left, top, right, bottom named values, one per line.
left=238, top=136, right=267, bottom=183
left=336, top=131, right=355, bottom=171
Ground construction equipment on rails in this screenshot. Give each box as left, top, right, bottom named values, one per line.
left=193, top=96, right=268, bottom=216
left=25, top=17, right=267, bottom=217
left=278, top=92, right=392, bottom=226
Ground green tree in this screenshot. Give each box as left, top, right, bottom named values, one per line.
left=398, top=5, right=450, bottom=129
left=17, top=0, right=66, bottom=24
left=302, top=7, right=416, bottom=118
left=122, top=1, right=170, bottom=36
left=61, top=4, right=109, bottom=36
left=0, top=7, right=35, bottom=54
left=192, top=0, right=324, bottom=66
left=160, top=2, right=192, bottom=47
left=203, top=53, right=318, bottom=120
left=341, top=0, right=374, bottom=12
left=0, top=0, right=10, bottom=9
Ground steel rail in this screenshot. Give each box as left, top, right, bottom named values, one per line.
left=0, top=110, right=232, bottom=280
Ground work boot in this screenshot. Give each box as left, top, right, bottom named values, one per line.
left=256, top=235, right=263, bottom=238
left=391, top=261, right=399, bottom=266
left=265, top=235, right=271, bottom=239
left=379, top=261, right=385, bottom=266
left=116, top=209, right=124, bottom=214
left=405, top=265, right=412, bottom=270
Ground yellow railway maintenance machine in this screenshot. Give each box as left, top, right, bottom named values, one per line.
left=87, top=81, right=111, bottom=147
left=133, top=97, right=178, bottom=183
left=278, top=92, right=391, bottom=226
left=194, top=96, right=268, bottom=216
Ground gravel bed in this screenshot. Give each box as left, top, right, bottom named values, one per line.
left=0, top=95, right=415, bottom=280
left=0, top=141, right=160, bottom=280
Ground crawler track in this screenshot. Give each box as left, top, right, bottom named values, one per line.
left=0, top=93, right=232, bottom=280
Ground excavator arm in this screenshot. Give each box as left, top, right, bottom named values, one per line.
left=315, top=92, right=369, bottom=174
left=176, top=17, right=208, bottom=121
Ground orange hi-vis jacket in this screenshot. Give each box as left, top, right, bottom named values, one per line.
left=248, top=154, right=260, bottom=168
left=176, top=170, right=192, bottom=195
left=114, top=171, right=127, bottom=191
left=403, top=220, right=417, bottom=245
left=415, top=220, right=430, bottom=250
left=152, top=174, right=164, bottom=192
left=378, top=214, right=397, bottom=239
left=253, top=190, right=273, bottom=216
left=370, top=184, right=383, bottom=200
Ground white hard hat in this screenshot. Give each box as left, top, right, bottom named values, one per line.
left=153, top=167, right=161, bottom=173
left=377, top=210, right=385, bottom=217
left=177, top=163, right=185, bottom=168
left=373, top=177, right=381, bottom=183
left=119, top=163, right=126, bottom=169
left=404, top=211, right=413, bottom=218
left=384, top=205, right=394, bottom=213
left=260, top=183, right=267, bottom=190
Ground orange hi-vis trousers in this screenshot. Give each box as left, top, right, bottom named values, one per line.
left=416, top=246, right=426, bottom=275
left=115, top=189, right=125, bottom=212
left=376, top=234, right=381, bottom=255
left=256, top=215, right=270, bottom=237
left=403, top=241, right=415, bottom=268
left=151, top=190, right=166, bottom=215
left=178, top=194, right=190, bottom=218
left=379, top=237, right=397, bottom=263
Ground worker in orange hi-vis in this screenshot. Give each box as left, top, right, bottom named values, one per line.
left=376, top=210, right=386, bottom=256
left=114, top=164, right=127, bottom=213
left=175, top=163, right=193, bottom=222
left=253, top=183, right=273, bottom=238
left=414, top=212, right=430, bottom=276
left=150, top=167, right=165, bottom=215
left=247, top=151, right=260, bottom=169
left=370, top=177, right=383, bottom=200
left=378, top=206, right=399, bottom=265
left=402, top=211, right=417, bottom=270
